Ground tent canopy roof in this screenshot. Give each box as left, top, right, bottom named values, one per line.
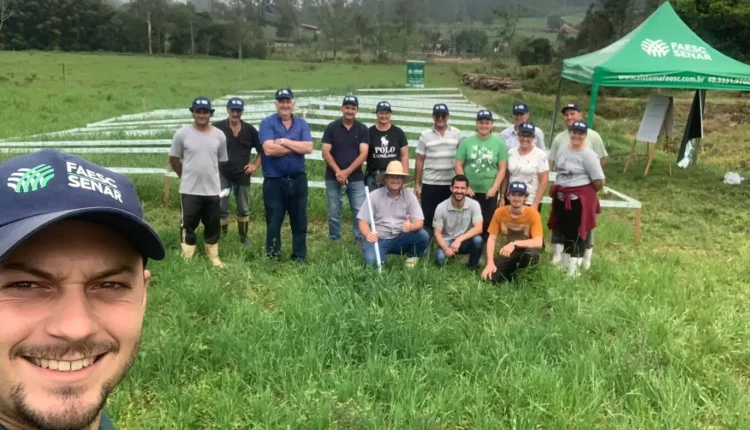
left=562, top=2, right=750, bottom=91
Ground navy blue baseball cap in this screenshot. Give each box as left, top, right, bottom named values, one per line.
left=0, top=150, right=166, bottom=262
left=518, top=121, right=536, bottom=135
left=569, top=121, right=588, bottom=133
left=507, top=181, right=529, bottom=196
left=376, top=101, right=392, bottom=112
left=512, top=102, right=529, bottom=114
left=476, top=109, right=493, bottom=121
left=433, top=104, right=449, bottom=115
left=342, top=95, right=359, bottom=107
left=275, top=89, right=294, bottom=100
left=226, top=97, right=245, bottom=110
left=190, top=97, right=214, bottom=113
left=561, top=103, right=581, bottom=113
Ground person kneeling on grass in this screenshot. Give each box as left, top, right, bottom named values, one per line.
left=357, top=161, right=430, bottom=268
left=481, top=182, right=543, bottom=283
left=433, top=174, right=484, bottom=269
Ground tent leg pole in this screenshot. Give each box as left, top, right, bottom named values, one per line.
left=588, top=84, right=600, bottom=129
left=549, top=77, right=564, bottom=148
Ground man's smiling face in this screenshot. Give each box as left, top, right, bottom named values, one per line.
left=0, top=220, right=150, bottom=430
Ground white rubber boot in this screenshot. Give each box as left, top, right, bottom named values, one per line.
left=551, top=244, right=564, bottom=266
left=567, top=257, right=583, bottom=277
left=582, top=248, right=593, bottom=270
left=204, top=243, right=224, bottom=268
left=181, top=244, right=196, bottom=260
left=405, top=257, right=419, bottom=269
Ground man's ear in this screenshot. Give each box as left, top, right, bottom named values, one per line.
left=142, top=269, right=152, bottom=310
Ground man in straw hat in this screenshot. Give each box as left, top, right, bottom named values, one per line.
left=357, top=161, right=429, bottom=268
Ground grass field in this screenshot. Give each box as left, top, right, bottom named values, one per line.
left=2, top=51, right=750, bottom=429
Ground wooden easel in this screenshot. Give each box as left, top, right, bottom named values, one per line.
left=623, top=128, right=672, bottom=176
left=623, top=95, right=674, bottom=176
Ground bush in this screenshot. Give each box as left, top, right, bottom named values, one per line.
left=547, top=14, right=564, bottom=31
left=516, top=38, right=552, bottom=66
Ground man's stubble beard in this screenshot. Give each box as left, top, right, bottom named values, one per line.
left=7, top=334, right=142, bottom=430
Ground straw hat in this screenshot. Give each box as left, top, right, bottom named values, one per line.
left=376, top=161, right=414, bottom=184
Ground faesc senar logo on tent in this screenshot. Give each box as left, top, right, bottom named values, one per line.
left=641, top=38, right=712, bottom=61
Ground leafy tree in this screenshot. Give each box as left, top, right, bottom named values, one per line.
left=516, top=37, right=552, bottom=65
left=547, top=14, right=564, bottom=31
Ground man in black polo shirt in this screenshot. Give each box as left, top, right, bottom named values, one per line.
left=321, top=95, right=369, bottom=242
left=213, top=97, right=261, bottom=247
left=366, top=101, right=410, bottom=191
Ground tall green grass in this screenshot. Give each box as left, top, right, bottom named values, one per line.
left=1, top=52, right=749, bottom=429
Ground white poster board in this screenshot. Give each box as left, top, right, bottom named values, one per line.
left=636, top=95, right=675, bottom=143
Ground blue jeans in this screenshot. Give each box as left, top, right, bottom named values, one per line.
left=263, top=174, right=308, bottom=261
left=362, top=229, right=430, bottom=266
left=325, top=179, right=366, bottom=242
left=435, top=235, right=484, bottom=269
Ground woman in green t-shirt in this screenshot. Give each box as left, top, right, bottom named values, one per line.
left=455, top=109, right=508, bottom=240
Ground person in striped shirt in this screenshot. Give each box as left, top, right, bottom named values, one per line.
left=414, top=103, right=463, bottom=235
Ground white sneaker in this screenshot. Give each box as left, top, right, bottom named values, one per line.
left=567, top=257, right=583, bottom=277
left=582, top=248, right=593, bottom=270
left=551, top=244, right=564, bottom=266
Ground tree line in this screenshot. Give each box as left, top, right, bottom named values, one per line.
left=0, top=0, right=747, bottom=64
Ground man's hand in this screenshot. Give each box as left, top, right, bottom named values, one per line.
left=466, top=186, right=475, bottom=197
left=481, top=263, right=497, bottom=280
left=442, top=245, right=455, bottom=258
left=487, top=187, right=498, bottom=199
left=244, top=164, right=258, bottom=175
left=402, top=215, right=411, bottom=233
left=450, top=238, right=462, bottom=253
left=335, top=169, right=350, bottom=184
left=366, top=231, right=379, bottom=243
left=499, top=243, right=516, bottom=257
left=414, top=184, right=421, bottom=198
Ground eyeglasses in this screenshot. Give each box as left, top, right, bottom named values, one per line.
left=229, top=108, right=243, bottom=113
left=519, top=135, right=535, bottom=141
left=434, top=114, right=447, bottom=119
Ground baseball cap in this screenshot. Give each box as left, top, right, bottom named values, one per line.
left=0, top=150, right=166, bottom=263
left=275, top=89, right=294, bottom=100
left=561, top=103, right=581, bottom=113
left=433, top=104, right=449, bottom=115
left=226, top=97, right=245, bottom=110
left=376, top=101, right=392, bottom=112
left=512, top=102, right=529, bottom=114
left=190, top=97, right=214, bottom=113
left=507, top=181, right=529, bottom=196
left=342, top=95, right=359, bottom=107
left=476, top=109, right=493, bottom=121
left=518, top=121, right=536, bottom=135
left=569, top=121, right=588, bottom=133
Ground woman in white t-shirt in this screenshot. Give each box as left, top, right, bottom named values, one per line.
left=503, top=121, right=549, bottom=212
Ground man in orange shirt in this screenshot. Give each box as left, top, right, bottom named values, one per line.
left=481, top=181, right=543, bottom=283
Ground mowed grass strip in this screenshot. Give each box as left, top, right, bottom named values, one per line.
left=2, top=52, right=750, bottom=429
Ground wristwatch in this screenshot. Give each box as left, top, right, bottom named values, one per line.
left=511, top=241, right=518, bottom=248
left=279, top=138, right=285, bottom=146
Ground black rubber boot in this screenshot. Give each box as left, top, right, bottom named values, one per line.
left=238, top=221, right=251, bottom=247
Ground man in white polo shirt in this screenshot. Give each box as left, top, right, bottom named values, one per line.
left=500, top=102, right=545, bottom=151
left=414, top=103, right=462, bottom=235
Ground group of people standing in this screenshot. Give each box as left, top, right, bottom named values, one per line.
left=168, top=89, right=607, bottom=280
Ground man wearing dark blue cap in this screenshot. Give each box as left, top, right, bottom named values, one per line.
left=213, top=97, right=261, bottom=247
left=321, top=95, right=369, bottom=243
left=415, top=103, right=463, bottom=235
left=499, top=102, right=546, bottom=151
left=0, top=150, right=165, bottom=430
left=170, top=96, right=228, bottom=267
left=366, top=101, right=409, bottom=191
left=258, top=89, right=313, bottom=262
left=482, top=181, right=542, bottom=283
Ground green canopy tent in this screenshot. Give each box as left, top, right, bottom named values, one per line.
left=550, top=1, right=750, bottom=138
